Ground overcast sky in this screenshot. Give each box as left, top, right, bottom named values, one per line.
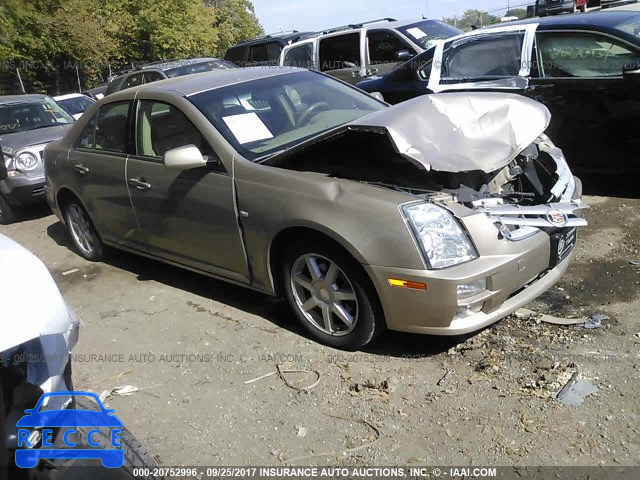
left=252, top=0, right=529, bottom=34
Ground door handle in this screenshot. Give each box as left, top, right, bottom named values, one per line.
left=128, top=177, right=151, bottom=191
left=74, top=164, right=89, bottom=175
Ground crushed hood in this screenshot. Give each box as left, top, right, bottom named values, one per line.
left=349, top=92, right=551, bottom=173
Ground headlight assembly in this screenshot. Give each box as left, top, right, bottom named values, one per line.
left=403, top=202, right=478, bottom=269
left=15, top=151, right=39, bottom=171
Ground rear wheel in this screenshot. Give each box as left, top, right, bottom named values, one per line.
left=282, top=240, right=385, bottom=350
left=0, top=194, right=18, bottom=225
left=64, top=200, right=103, bottom=261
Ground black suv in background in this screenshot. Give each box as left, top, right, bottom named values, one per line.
left=224, top=31, right=313, bottom=66
left=105, top=57, right=235, bottom=96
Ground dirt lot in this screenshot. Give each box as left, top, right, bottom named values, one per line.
left=2, top=176, right=639, bottom=468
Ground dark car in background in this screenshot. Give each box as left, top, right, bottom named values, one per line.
left=105, top=57, right=235, bottom=96
left=536, top=0, right=588, bottom=16
left=0, top=95, right=74, bottom=224
left=357, top=11, right=640, bottom=175
left=224, top=31, right=313, bottom=66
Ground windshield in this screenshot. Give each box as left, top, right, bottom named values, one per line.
left=189, top=70, right=385, bottom=161
left=0, top=97, right=74, bottom=134
left=165, top=59, right=236, bottom=78
left=614, top=14, right=640, bottom=38
left=398, top=20, right=461, bottom=50
left=56, top=95, right=95, bottom=115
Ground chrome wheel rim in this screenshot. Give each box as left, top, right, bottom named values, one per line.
left=68, top=204, right=96, bottom=255
left=290, top=253, right=359, bottom=336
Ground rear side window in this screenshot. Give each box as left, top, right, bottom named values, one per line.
left=442, top=32, right=525, bottom=80
left=249, top=43, right=268, bottom=62
left=136, top=100, right=223, bottom=170
left=319, top=33, right=361, bottom=71
left=537, top=32, right=637, bottom=77
left=266, top=41, right=283, bottom=62
left=283, top=43, right=314, bottom=69
left=143, top=71, right=165, bottom=83
left=367, top=30, right=413, bottom=64
left=76, top=101, right=131, bottom=153
left=122, top=73, right=143, bottom=90
left=225, top=45, right=246, bottom=63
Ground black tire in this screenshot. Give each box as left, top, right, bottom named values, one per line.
left=0, top=194, right=18, bottom=225
left=282, top=240, right=385, bottom=350
left=63, top=200, right=103, bottom=261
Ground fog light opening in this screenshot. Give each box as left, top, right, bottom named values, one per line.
left=456, top=278, right=487, bottom=301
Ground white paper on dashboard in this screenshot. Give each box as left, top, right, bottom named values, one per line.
left=222, top=112, right=273, bottom=144
left=406, top=27, right=428, bottom=40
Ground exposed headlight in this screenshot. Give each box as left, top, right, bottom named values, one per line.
left=15, top=151, right=39, bottom=171
left=403, top=202, right=478, bottom=269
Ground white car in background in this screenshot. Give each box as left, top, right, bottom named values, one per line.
left=0, top=234, right=79, bottom=452
left=53, top=93, right=95, bottom=120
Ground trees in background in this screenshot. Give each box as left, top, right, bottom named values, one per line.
left=0, top=0, right=263, bottom=94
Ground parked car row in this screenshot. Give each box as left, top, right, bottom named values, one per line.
left=356, top=10, right=640, bottom=175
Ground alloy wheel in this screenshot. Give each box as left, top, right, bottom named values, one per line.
left=68, top=203, right=97, bottom=255
left=290, top=253, right=359, bottom=336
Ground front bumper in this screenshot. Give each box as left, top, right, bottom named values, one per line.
left=366, top=232, right=573, bottom=335
left=0, top=174, right=46, bottom=207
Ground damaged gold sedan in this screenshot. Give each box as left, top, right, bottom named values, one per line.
left=43, top=68, right=587, bottom=349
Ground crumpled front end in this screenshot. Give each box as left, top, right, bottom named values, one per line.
left=367, top=134, right=588, bottom=335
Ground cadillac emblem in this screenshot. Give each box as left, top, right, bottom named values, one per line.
left=546, top=210, right=568, bottom=227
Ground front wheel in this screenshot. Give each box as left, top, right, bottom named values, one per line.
left=282, top=241, right=385, bottom=350
left=64, top=200, right=103, bottom=261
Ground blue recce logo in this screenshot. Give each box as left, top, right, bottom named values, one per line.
left=15, top=391, right=125, bottom=469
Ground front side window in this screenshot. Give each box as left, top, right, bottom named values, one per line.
left=136, top=100, right=220, bottom=169
left=77, top=101, right=131, bottom=153
left=442, top=32, right=525, bottom=80
left=0, top=97, right=74, bottom=134
left=537, top=32, right=637, bottom=78
left=189, top=71, right=385, bottom=161
left=367, top=30, right=413, bottom=64
left=283, top=43, right=314, bottom=69
left=319, top=33, right=361, bottom=71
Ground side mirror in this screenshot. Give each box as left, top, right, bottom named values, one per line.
left=163, top=145, right=208, bottom=170
left=396, top=50, right=414, bottom=61
left=342, top=61, right=358, bottom=69
left=369, top=91, right=385, bottom=102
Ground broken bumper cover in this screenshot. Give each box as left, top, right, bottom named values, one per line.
left=365, top=230, right=573, bottom=335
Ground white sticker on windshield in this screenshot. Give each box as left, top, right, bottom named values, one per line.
left=406, top=27, right=428, bottom=40
left=222, top=112, right=273, bottom=145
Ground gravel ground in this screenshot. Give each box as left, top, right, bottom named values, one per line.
left=1, top=176, right=639, bottom=468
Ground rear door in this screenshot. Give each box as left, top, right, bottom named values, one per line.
left=528, top=29, right=640, bottom=174
left=67, top=101, right=138, bottom=246
left=126, top=98, right=250, bottom=283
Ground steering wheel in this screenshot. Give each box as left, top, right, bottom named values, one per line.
left=297, top=101, right=331, bottom=126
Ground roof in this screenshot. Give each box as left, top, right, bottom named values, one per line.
left=0, top=94, right=48, bottom=104
left=122, top=66, right=305, bottom=97
left=139, top=57, right=222, bottom=71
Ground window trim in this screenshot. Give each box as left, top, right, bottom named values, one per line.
left=534, top=28, right=640, bottom=80
left=74, top=100, right=134, bottom=156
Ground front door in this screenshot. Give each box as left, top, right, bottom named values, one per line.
left=127, top=99, right=250, bottom=283
left=528, top=30, right=640, bottom=174
left=318, top=32, right=364, bottom=84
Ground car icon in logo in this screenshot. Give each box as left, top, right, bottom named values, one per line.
left=15, top=391, right=124, bottom=468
